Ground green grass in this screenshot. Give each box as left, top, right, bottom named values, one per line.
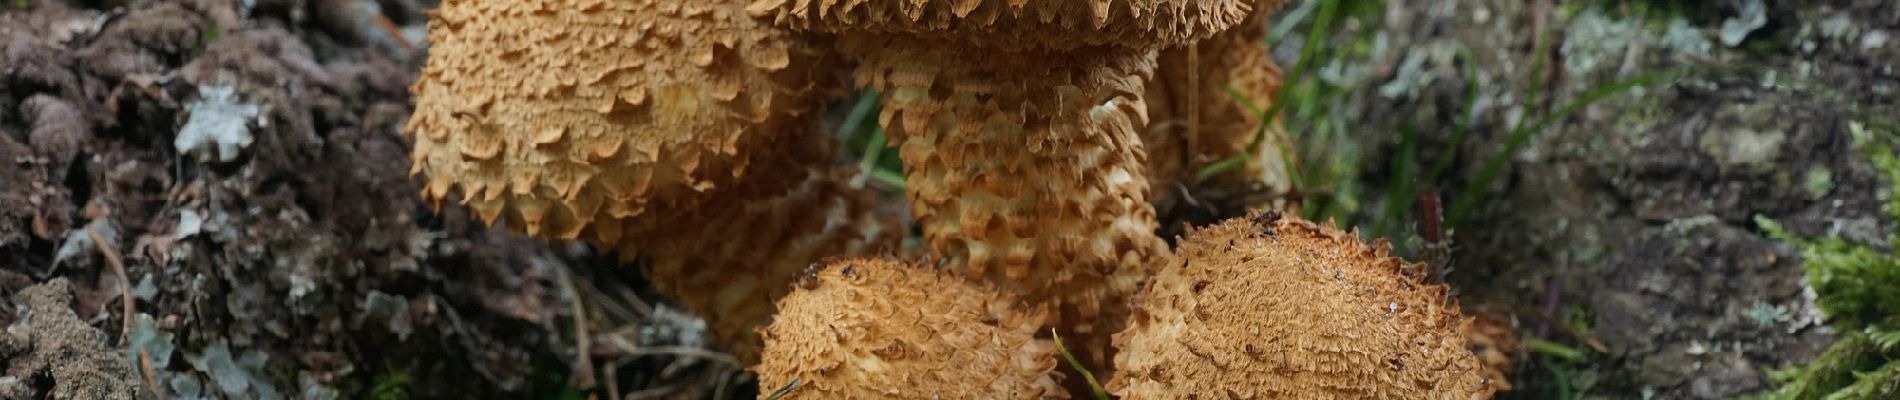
left=1226, top=0, right=1683, bottom=254
left=1443, top=68, right=1682, bottom=229
left=368, top=370, right=411, bottom=400
left=1052, top=330, right=1109, bottom=400
left=836, top=90, right=906, bottom=191
left=1198, top=0, right=1382, bottom=224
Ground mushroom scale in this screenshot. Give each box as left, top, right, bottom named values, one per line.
left=756, top=258, right=1066, bottom=399
left=1144, top=0, right=1296, bottom=210
left=407, top=0, right=834, bottom=240
left=755, top=0, right=1252, bottom=51
left=1110, top=212, right=1495, bottom=399
left=846, top=36, right=1168, bottom=369
left=612, top=132, right=904, bottom=363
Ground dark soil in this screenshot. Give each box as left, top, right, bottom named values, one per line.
left=0, top=0, right=589, bottom=397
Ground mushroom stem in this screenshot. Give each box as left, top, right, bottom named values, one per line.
left=848, top=36, right=1169, bottom=369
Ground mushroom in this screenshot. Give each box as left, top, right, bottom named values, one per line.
left=407, top=0, right=834, bottom=239
left=1109, top=212, right=1494, bottom=399
left=1144, top=0, right=1297, bottom=212
left=617, top=132, right=902, bottom=362
left=755, top=0, right=1253, bottom=369
left=1465, top=313, right=1522, bottom=392
left=406, top=0, right=900, bottom=362
left=756, top=257, right=1065, bottom=399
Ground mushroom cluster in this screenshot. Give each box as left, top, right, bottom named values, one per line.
left=757, top=258, right=1064, bottom=399
left=404, top=0, right=1507, bottom=396
left=754, top=0, right=1255, bottom=370
left=1109, top=212, right=1494, bottom=398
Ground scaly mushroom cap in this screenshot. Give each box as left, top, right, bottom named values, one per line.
left=619, top=132, right=903, bottom=363
left=848, top=36, right=1168, bottom=372
left=407, top=0, right=833, bottom=239
left=1144, top=0, right=1295, bottom=209
left=1110, top=212, right=1494, bottom=399
left=753, top=0, right=1252, bottom=50
left=756, top=258, right=1066, bottom=399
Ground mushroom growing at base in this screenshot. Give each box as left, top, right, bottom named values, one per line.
left=756, top=258, right=1065, bottom=399
left=1110, top=212, right=1495, bottom=399
left=1145, top=0, right=1298, bottom=214
left=618, top=132, right=901, bottom=362
left=405, top=0, right=900, bottom=362
left=755, top=0, right=1253, bottom=372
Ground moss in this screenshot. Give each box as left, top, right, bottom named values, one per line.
left=1827, top=361, right=1900, bottom=400
left=1804, top=167, right=1835, bottom=199
left=1751, top=122, right=1900, bottom=399
left=1757, top=333, right=1892, bottom=400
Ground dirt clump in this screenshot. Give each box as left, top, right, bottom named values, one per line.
left=0, top=278, right=138, bottom=400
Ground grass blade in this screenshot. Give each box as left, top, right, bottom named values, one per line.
left=1052, top=330, right=1109, bottom=400
left=1446, top=69, right=1683, bottom=228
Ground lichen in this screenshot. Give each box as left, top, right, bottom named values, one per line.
left=183, top=341, right=283, bottom=400
left=174, top=85, right=261, bottom=163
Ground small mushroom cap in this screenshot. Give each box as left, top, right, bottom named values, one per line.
left=407, top=0, right=833, bottom=239
left=754, top=0, right=1252, bottom=50
left=1110, top=212, right=1495, bottom=399
left=756, top=258, right=1066, bottom=399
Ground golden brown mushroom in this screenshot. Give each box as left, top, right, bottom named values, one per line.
left=613, top=132, right=903, bottom=362
left=756, top=0, right=1254, bottom=372
left=1145, top=0, right=1297, bottom=212
left=407, top=0, right=834, bottom=239
left=756, top=258, right=1065, bottom=399
left=1110, top=212, right=1494, bottom=399
left=406, top=0, right=900, bottom=362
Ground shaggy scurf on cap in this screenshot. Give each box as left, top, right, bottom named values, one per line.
left=753, top=0, right=1253, bottom=51
left=407, top=0, right=833, bottom=240
left=1144, top=0, right=1295, bottom=210
left=756, top=258, right=1065, bottom=399
left=1110, top=212, right=1494, bottom=399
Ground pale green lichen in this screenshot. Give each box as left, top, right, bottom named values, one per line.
left=1751, top=121, right=1900, bottom=400
left=1804, top=167, right=1836, bottom=200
